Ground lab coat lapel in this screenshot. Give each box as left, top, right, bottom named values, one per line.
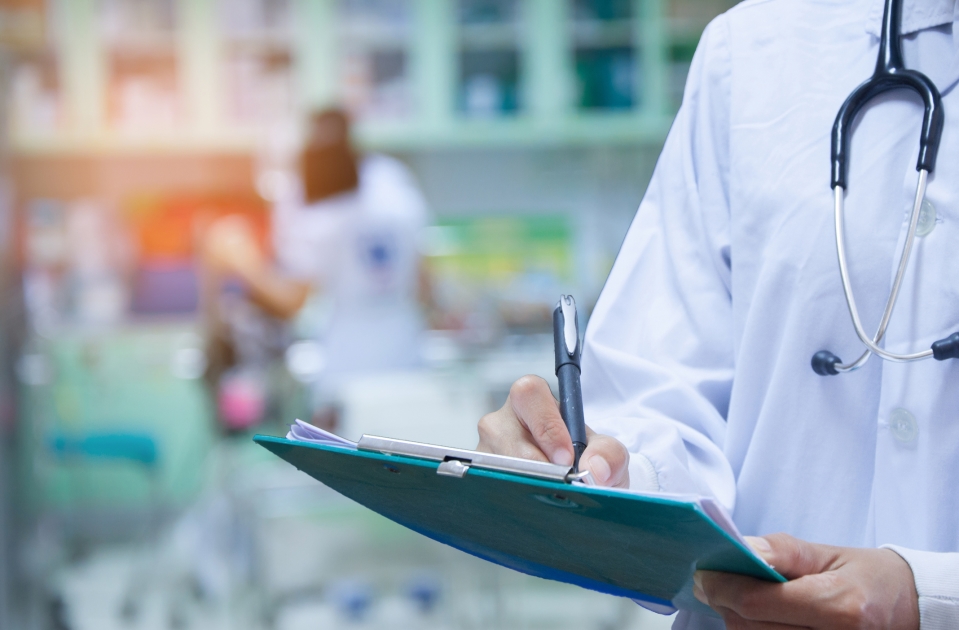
left=864, top=0, right=957, bottom=37
left=907, top=21, right=959, bottom=97
left=864, top=0, right=959, bottom=96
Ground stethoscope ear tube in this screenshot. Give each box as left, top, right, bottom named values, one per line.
left=831, top=75, right=943, bottom=189
left=830, top=0, right=944, bottom=189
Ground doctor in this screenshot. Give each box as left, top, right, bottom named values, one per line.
left=477, top=0, right=959, bottom=628
left=205, top=109, right=431, bottom=422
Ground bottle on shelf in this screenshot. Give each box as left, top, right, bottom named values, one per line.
left=457, top=0, right=522, bottom=117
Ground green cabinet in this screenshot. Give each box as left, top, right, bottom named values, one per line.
left=13, top=0, right=734, bottom=154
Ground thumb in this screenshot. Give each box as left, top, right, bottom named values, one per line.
left=745, top=533, right=838, bottom=580
left=579, top=430, right=629, bottom=488
left=744, top=535, right=774, bottom=562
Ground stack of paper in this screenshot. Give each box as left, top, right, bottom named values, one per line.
left=287, top=419, right=357, bottom=449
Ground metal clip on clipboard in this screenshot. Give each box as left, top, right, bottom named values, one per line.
left=357, top=436, right=596, bottom=485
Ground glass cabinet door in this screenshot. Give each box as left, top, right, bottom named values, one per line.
left=9, top=51, right=61, bottom=136
left=99, top=0, right=180, bottom=133
left=338, top=0, right=413, bottom=120
left=570, top=0, right=637, bottom=111
left=456, top=0, right=522, bottom=118
left=218, top=0, right=296, bottom=127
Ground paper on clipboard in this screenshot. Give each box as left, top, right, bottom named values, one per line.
left=287, top=419, right=357, bottom=449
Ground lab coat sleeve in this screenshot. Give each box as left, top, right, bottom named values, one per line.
left=883, top=546, right=959, bottom=629
left=581, top=15, right=736, bottom=510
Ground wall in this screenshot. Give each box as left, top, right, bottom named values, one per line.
left=408, top=144, right=659, bottom=300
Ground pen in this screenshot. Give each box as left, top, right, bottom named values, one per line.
left=553, top=295, right=587, bottom=473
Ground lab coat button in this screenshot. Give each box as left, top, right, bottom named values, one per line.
left=889, top=408, right=918, bottom=443
left=916, top=199, right=937, bottom=237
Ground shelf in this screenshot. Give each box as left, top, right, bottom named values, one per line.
left=9, top=0, right=734, bottom=157
left=458, top=23, right=521, bottom=50
left=9, top=130, right=258, bottom=156
left=352, top=112, right=673, bottom=149
left=570, top=19, right=634, bottom=48
left=11, top=111, right=672, bottom=155
left=337, top=22, right=411, bottom=49
left=222, top=33, right=293, bottom=52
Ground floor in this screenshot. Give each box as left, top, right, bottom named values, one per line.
left=52, top=543, right=677, bottom=630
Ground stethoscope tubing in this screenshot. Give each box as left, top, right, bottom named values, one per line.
left=832, top=171, right=934, bottom=372
left=812, top=0, right=955, bottom=376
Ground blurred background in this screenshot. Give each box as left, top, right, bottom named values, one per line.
left=0, top=0, right=736, bottom=628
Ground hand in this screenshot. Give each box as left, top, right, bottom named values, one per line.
left=202, top=216, right=265, bottom=279
left=476, top=375, right=629, bottom=488
left=694, top=533, right=920, bottom=629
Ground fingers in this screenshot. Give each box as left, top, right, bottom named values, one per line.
left=696, top=571, right=807, bottom=625
left=476, top=375, right=631, bottom=487
left=580, top=428, right=629, bottom=488
left=697, top=540, right=920, bottom=629
left=744, top=536, right=774, bottom=562
left=748, top=533, right=840, bottom=579
left=713, top=607, right=810, bottom=630
left=508, top=375, right=574, bottom=466
left=510, top=376, right=573, bottom=466
left=477, top=375, right=568, bottom=464
left=476, top=408, right=550, bottom=462
left=696, top=569, right=860, bottom=628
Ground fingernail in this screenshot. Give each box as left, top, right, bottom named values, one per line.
left=692, top=572, right=707, bottom=604
left=584, top=455, right=611, bottom=484
left=745, top=536, right=773, bottom=560
left=551, top=449, right=574, bottom=467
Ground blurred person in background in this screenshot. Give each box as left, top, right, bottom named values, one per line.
left=203, top=108, right=431, bottom=429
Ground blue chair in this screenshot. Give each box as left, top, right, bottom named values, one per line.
left=47, top=433, right=158, bottom=468
left=46, top=431, right=163, bottom=622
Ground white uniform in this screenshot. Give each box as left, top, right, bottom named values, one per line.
left=273, top=154, right=428, bottom=396
left=580, top=0, right=959, bottom=627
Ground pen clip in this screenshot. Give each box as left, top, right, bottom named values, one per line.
left=560, top=295, right=578, bottom=356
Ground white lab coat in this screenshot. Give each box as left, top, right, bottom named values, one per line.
left=581, top=0, right=959, bottom=627
left=273, top=154, right=428, bottom=397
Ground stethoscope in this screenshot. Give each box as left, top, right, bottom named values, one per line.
left=811, top=0, right=959, bottom=376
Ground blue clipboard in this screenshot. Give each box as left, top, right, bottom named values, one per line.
left=254, top=434, right=784, bottom=616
